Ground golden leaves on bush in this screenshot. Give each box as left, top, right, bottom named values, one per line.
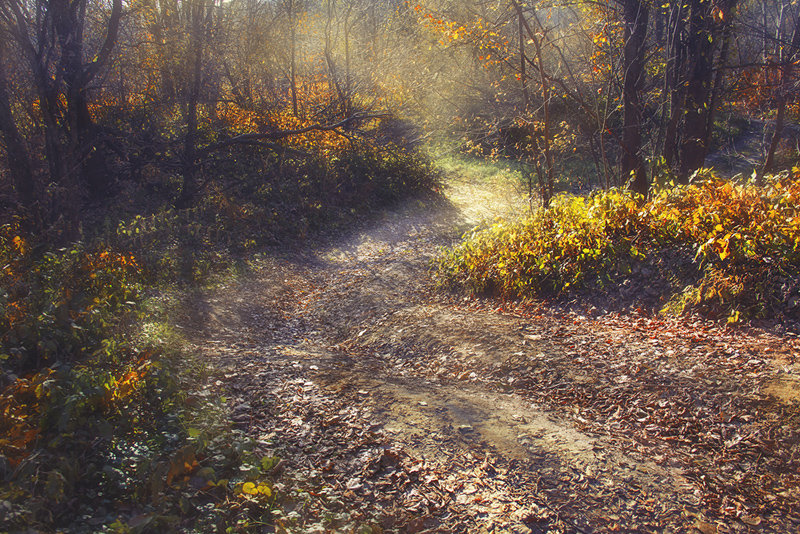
left=0, top=369, right=55, bottom=467
left=436, top=173, right=800, bottom=321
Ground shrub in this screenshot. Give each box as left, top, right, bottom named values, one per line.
left=435, top=188, right=643, bottom=297
left=435, top=172, right=800, bottom=323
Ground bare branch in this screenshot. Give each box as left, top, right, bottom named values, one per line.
left=200, top=112, right=390, bottom=155
left=85, top=0, right=123, bottom=83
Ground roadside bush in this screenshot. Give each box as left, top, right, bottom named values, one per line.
left=0, top=224, right=141, bottom=375
left=435, top=172, right=800, bottom=323
left=112, top=142, right=438, bottom=286
left=435, top=188, right=643, bottom=296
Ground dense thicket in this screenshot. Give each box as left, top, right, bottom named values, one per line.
left=1, top=0, right=799, bottom=217
left=0, top=0, right=433, bottom=234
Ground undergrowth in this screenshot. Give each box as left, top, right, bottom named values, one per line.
left=0, top=142, right=438, bottom=532
left=435, top=171, right=800, bottom=324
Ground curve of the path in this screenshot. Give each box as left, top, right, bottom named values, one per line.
left=182, top=177, right=800, bottom=534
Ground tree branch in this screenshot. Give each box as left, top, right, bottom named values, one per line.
left=199, top=112, right=389, bottom=155
left=85, top=0, right=122, bottom=83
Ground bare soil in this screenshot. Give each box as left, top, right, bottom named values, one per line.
left=179, top=176, right=800, bottom=533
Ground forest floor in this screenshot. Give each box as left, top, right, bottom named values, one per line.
left=177, top=175, right=800, bottom=534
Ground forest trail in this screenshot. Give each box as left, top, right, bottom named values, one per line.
left=180, top=177, right=800, bottom=533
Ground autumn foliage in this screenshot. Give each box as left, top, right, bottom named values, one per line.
left=435, top=171, right=800, bottom=323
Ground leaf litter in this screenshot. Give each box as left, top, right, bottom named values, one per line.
left=179, top=179, right=800, bottom=533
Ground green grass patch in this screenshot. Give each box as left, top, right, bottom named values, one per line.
left=434, top=151, right=526, bottom=184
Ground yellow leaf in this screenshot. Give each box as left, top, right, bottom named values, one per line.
left=12, top=236, right=26, bottom=255
left=242, top=482, right=257, bottom=494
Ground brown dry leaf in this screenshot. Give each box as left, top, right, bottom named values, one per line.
left=740, top=514, right=762, bottom=526
left=694, top=520, right=718, bottom=534
left=165, top=445, right=197, bottom=487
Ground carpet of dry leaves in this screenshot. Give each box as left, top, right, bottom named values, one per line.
left=180, top=178, right=800, bottom=533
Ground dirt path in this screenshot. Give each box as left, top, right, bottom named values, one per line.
left=181, top=177, right=800, bottom=533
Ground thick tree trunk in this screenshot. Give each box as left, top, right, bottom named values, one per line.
left=662, top=1, right=687, bottom=170
left=51, top=0, right=122, bottom=198
left=678, top=0, right=737, bottom=182
left=177, top=0, right=207, bottom=209
left=678, top=0, right=716, bottom=182
left=52, top=0, right=101, bottom=194
left=621, top=0, right=649, bottom=196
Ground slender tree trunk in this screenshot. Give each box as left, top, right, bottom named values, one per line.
left=324, top=0, right=348, bottom=114
left=761, top=102, right=786, bottom=181
left=344, top=3, right=353, bottom=122
left=705, top=11, right=734, bottom=143
left=588, top=134, right=604, bottom=188
left=178, top=0, right=206, bottom=208
left=662, top=0, right=687, bottom=170
left=289, top=0, right=299, bottom=117
left=519, top=9, right=529, bottom=110
left=513, top=1, right=553, bottom=206
left=760, top=7, right=800, bottom=181
left=0, top=41, right=36, bottom=211
left=532, top=25, right=553, bottom=205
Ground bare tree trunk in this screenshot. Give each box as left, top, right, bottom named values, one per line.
left=760, top=6, right=800, bottom=182
left=177, top=0, right=207, bottom=209
left=678, top=0, right=717, bottom=182
left=289, top=0, right=299, bottom=117
left=532, top=28, right=553, bottom=205
left=761, top=102, right=787, bottom=181
left=324, top=0, right=344, bottom=109
left=344, top=3, right=353, bottom=121
left=620, top=0, right=649, bottom=196
left=519, top=9, right=529, bottom=110
left=705, top=14, right=734, bottom=144
left=0, top=40, right=36, bottom=212
left=513, top=1, right=553, bottom=206
left=662, top=0, right=687, bottom=170
left=51, top=0, right=122, bottom=199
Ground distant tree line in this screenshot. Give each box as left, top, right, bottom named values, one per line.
left=0, top=0, right=409, bottom=236
left=403, top=0, right=800, bottom=202
left=1, top=0, right=799, bottom=228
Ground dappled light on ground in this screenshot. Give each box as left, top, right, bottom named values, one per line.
left=180, top=179, right=800, bottom=533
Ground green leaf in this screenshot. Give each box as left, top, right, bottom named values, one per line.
left=260, top=455, right=279, bottom=472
